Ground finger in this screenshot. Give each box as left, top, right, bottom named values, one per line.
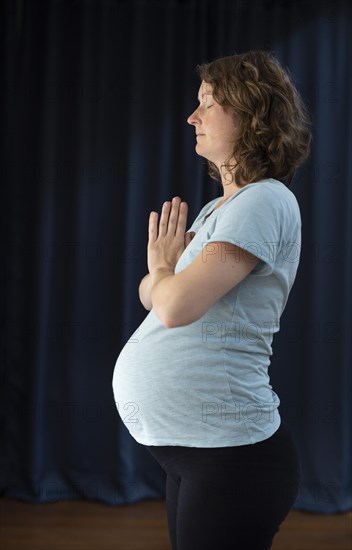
left=148, top=211, right=158, bottom=242
left=175, top=201, right=188, bottom=238
left=167, top=197, right=182, bottom=235
left=158, top=201, right=172, bottom=236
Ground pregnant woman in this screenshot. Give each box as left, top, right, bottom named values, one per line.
left=113, top=50, right=312, bottom=550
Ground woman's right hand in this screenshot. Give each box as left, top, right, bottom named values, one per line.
left=184, top=231, right=196, bottom=248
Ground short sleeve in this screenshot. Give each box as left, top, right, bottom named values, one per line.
left=204, top=184, right=290, bottom=276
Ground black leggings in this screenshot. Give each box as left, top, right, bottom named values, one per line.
left=144, top=422, right=300, bottom=550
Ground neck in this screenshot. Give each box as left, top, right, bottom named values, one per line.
left=219, top=171, right=242, bottom=200
left=217, top=162, right=242, bottom=197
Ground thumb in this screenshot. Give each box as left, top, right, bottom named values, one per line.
left=184, top=231, right=196, bottom=247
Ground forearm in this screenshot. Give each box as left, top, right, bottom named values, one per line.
left=149, top=241, right=259, bottom=328
left=139, top=270, right=176, bottom=314
left=150, top=268, right=177, bottom=325
left=150, top=267, right=200, bottom=328
left=138, top=274, right=153, bottom=310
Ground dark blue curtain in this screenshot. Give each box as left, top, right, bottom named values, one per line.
left=1, top=0, right=351, bottom=513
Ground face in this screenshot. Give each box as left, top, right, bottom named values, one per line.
left=187, top=81, right=238, bottom=167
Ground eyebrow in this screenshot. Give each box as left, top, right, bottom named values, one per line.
left=197, top=92, right=213, bottom=103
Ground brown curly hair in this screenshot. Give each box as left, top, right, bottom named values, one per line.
left=197, top=51, right=312, bottom=186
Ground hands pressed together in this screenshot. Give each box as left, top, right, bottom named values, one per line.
left=147, top=196, right=195, bottom=277
left=141, top=195, right=258, bottom=323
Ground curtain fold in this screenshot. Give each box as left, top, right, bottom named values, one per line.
left=1, top=0, right=351, bottom=512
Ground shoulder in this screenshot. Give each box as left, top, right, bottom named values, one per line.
left=232, top=178, right=297, bottom=201
left=222, top=179, right=300, bottom=218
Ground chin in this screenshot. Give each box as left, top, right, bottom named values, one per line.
left=195, top=144, right=209, bottom=159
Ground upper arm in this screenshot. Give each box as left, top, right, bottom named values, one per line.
left=161, top=241, right=259, bottom=327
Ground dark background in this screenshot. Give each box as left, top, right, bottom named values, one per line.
left=1, top=0, right=351, bottom=513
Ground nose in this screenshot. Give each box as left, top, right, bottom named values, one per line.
left=187, top=106, right=200, bottom=126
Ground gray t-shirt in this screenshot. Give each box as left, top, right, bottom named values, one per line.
left=112, top=178, right=301, bottom=447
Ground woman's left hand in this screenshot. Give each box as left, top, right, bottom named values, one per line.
left=147, top=196, right=189, bottom=276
